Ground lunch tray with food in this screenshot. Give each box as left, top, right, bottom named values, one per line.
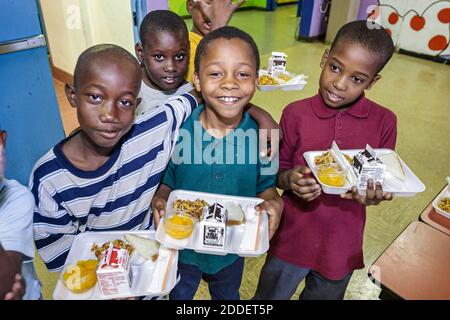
left=53, top=230, right=178, bottom=300
left=155, top=190, right=269, bottom=257
left=303, top=142, right=425, bottom=196
left=432, top=178, right=450, bottom=219
left=257, top=69, right=307, bottom=92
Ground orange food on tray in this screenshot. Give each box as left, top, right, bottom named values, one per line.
left=62, top=259, right=98, bottom=293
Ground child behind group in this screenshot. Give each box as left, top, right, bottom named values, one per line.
left=254, top=20, right=397, bottom=300
left=152, top=26, right=283, bottom=300
left=185, top=0, right=244, bottom=82
left=135, top=10, right=193, bottom=115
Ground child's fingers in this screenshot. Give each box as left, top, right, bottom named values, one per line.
left=234, top=0, right=247, bottom=8
left=375, top=182, right=384, bottom=200
left=384, top=192, right=394, bottom=201
left=291, top=183, right=321, bottom=199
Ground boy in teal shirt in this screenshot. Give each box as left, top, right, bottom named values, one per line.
left=152, top=26, right=283, bottom=300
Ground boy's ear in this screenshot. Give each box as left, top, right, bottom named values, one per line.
left=367, top=74, right=382, bottom=90
left=192, top=72, right=202, bottom=92
left=320, top=49, right=330, bottom=68
left=135, top=42, right=144, bottom=64
left=65, top=83, right=77, bottom=108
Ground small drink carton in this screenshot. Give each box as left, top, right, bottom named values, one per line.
left=268, top=51, right=287, bottom=77
left=351, top=145, right=385, bottom=190
left=199, top=203, right=227, bottom=251
left=96, top=242, right=133, bottom=297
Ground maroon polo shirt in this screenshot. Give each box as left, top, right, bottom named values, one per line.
left=270, top=93, right=397, bottom=280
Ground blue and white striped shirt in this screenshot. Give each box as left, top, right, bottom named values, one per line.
left=31, top=93, right=196, bottom=272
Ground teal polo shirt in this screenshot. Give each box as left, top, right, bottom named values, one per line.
left=162, top=104, right=276, bottom=274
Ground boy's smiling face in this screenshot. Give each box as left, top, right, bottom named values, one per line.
left=66, top=56, right=141, bottom=153
left=319, top=40, right=381, bottom=109
left=193, top=37, right=257, bottom=123
left=136, top=30, right=189, bottom=91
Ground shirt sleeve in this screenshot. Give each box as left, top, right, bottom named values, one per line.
left=0, top=181, right=35, bottom=259
left=164, top=93, right=198, bottom=134
left=32, top=179, right=78, bottom=272
left=279, top=105, right=299, bottom=170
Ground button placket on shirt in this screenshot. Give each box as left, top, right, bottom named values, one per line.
left=335, top=113, right=344, bottom=145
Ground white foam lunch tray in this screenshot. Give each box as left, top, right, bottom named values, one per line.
left=53, top=230, right=178, bottom=300
left=155, top=190, right=269, bottom=257
left=303, top=149, right=425, bottom=196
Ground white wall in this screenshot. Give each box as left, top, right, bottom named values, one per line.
left=39, top=0, right=135, bottom=75
left=40, top=0, right=86, bottom=74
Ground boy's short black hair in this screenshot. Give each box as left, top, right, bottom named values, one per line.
left=194, top=26, right=260, bottom=74
left=73, top=44, right=140, bottom=90
left=139, top=10, right=188, bottom=48
left=331, top=20, right=395, bottom=72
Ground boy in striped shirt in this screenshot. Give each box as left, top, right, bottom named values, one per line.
left=31, top=44, right=198, bottom=272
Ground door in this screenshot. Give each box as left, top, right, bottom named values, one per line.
left=0, top=0, right=64, bottom=186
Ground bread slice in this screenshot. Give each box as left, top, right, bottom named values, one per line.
left=379, top=152, right=406, bottom=181
left=225, top=203, right=245, bottom=225
left=124, top=234, right=160, bottom=261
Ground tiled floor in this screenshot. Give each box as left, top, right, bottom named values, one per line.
left=37, top=5, right=450, bottom=300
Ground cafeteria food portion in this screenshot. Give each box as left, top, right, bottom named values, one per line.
left=62, top=259, right=98, bottom=293
left=91, top=239, right=134, bottom=260
left=379, top=151, right=406, bottom=181
left=225, top=202, right=245, bottom=225
left=173, top=198, right=209, bottom=220
left=438, top=197, right=450, bottom=214
left=317, top=163, right=348, bottom=187
left=314, top=151, right=352, bottom=166
left=258, top=74, right=279, bottom=85
left=124, top=234, right=160, bottom=261
left=165, top=213, right=195, bottom=239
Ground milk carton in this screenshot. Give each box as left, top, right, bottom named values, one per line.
left=96, top=242, right=133, bottom=297
left=199, top=203, right=227, bottom=251
left=351, top=145, right=385, bottom=190
left=268, top=51, right=287, bottom=77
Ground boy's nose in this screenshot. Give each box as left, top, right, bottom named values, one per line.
left=332, top=76, right=347, bottom=91
left=99, top=103, right=119, bottom=123
left=164, top=60, right=175, bottom=72
left=221, top=76, right=238, bottom=90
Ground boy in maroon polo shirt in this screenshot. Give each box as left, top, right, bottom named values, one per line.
left=253, top=21, right=397, bottom=300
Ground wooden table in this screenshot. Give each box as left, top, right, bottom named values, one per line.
left=368, top=221, right=450, bottom=300
left=420, top=187, right=450, bottom=236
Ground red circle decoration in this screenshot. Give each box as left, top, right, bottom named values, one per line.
left=428, top=35, right=448, bottom=51
left=410, top=15, right=426, bottom=31
left=437, top=8, right=450, bottom=23
left=385, top=28, right=392, bottom=37
left=388, top=12, right=399, bottom=24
